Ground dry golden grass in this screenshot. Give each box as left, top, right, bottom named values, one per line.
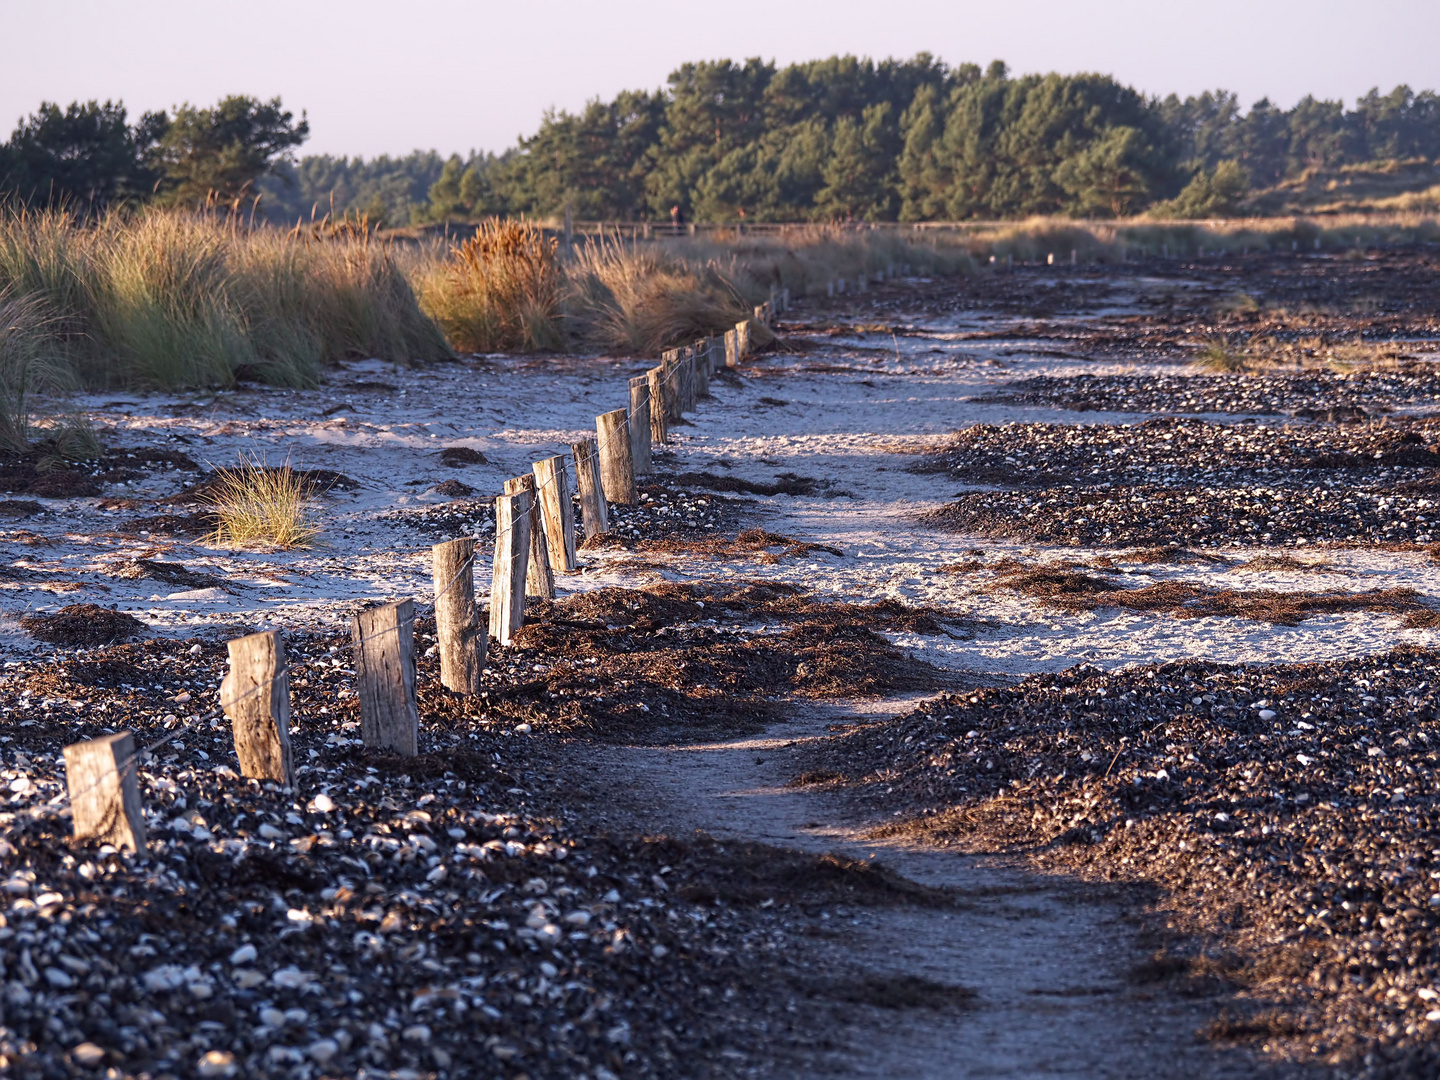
left=203, top=457, right=320, bottom=550
left=564, top=239, right=747, bottom=354
left=417, top=219, right=562, bottom=352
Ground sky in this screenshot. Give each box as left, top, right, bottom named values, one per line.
left=6, top=0, right=1438, bottom=158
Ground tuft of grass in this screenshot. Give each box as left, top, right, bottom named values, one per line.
left=417, top=218, right=563, bottom=352
left=203, top=456, right=321, bottom=550
left=1193, top=337, right=1248, bottom=372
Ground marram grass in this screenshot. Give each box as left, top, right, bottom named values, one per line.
left=204, top=458, right=320, bottom=550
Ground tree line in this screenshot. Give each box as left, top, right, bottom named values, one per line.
left=4, top=58, right=1439, bottom=224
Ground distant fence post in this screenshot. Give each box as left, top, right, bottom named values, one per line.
left=503, top=474, right=555, bottom=599
left=572, top=436, right=609, bottom=539
left=489, top=491, right=531, bottom=645
left=221, top=630, right=294, bottom=784
left=628, top=376, right=653, bottom=475
left=596, top=409, right=638, bottom=504
left=736, top=320, right=750, bottom=359
left=63, top=733, right=146, bottom=852
left=431, top=538, right=484, bottom=695
left=532, top=455, right=578, bottom=571
left=724, top=329, right=738, bottom=368
left=353, top=599, right=419, bottom=756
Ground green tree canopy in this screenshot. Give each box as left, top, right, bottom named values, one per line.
left=150, top=95, right=308, bottom=207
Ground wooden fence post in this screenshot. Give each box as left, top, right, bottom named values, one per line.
left=678, top=348, right=696, bottom=412
left=503, top=474, right=555, bottom=598
left=63, top=733, right=146, bottom=852
left=660, top=354, right=682, bottom=421
left=220, top=630, right=293, bottom=784
left=532, top=455, right=578, bottom=571
left=353, top=599, right=419, bottom=756
left=596, top=409, right=638, bottom=504
left=571, top=437, right=609, bottom=538
left=645, top=368, right=669, bottom=444
left=628, top=376, right=653, bottom=475
left=692, top=339, right=710, bottom=397
left=431, top=538, right=484, bottom=695
left=489, top=491, right=531, bottom=645
left=725, top=329, right=738, bottom=367
left=736, top=320, right=750, bottom=359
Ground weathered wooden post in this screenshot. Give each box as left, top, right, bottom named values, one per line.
left=63, top=734, right=146, bottom=852
left=489, top=491, right=531, bottom=645
left=660, top=353, right=682, bottom=421
left=692, top=339, right=710, bottom=397
left=431, top=538, right=484, bottom=694
left=753, top=304, right=767, bottom=326
left=532, top=455, right=578, bottom=571
left=503, top=474, right=555, bottom=599
left=353, top=599, right=419, bottom=756
left=571, top=437, right=609, bottom=539
left=628, top=376, right=653, bottom=475
left=678, top=347, right=696, bottom=412
left=646, top=368, right=669, bottom=444
left=736, top=319, right=750, bottom=359
left=724, top=329, right=738, bottom=368
left=596, top=409, right=638, bottom=504
left=220, top=630, right=294, bottom=784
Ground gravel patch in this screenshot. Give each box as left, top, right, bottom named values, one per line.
left=804, top=648, right=1440, bottom=1078
left=972, top=369, right=1440, bottom=417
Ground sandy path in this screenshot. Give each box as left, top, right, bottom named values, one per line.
left=588, top=698, right=1275, bottom=1078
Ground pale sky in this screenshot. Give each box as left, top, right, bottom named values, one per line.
left=7, top=0, right=1438, bottom=158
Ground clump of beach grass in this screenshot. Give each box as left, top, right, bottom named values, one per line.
left=204, top=456, right=320, bottom=550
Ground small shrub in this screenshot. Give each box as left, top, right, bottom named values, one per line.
left=204, top=457, right=320, bottom=549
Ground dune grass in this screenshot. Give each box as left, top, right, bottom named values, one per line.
left=0, top=206, right=451, bottom=394
left=203, top=456, right=321, bottom=550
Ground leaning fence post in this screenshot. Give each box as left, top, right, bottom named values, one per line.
left=431, top=538, right=484, bottom=695
left=63, top=733, right=146, bottom=852
left=489, top=491, right=531, bottom=645
left=628, top=376, right=653, bottom=476
left=352, top=599, right=419, bottom=756
left=736, top=319, right=750, bottom=359
left=645, top=368, right=669, bottom=444
left=596, top=409, right=638, bottom=504
left=503, top=474, right=555, bottom=599
left=220, top=630, right=294, bottom=784
left=725, top=329, right=738, bottom=367
left=532, top=455, right=578, bottom=571
left=571, top=437, right=609, bottom=538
